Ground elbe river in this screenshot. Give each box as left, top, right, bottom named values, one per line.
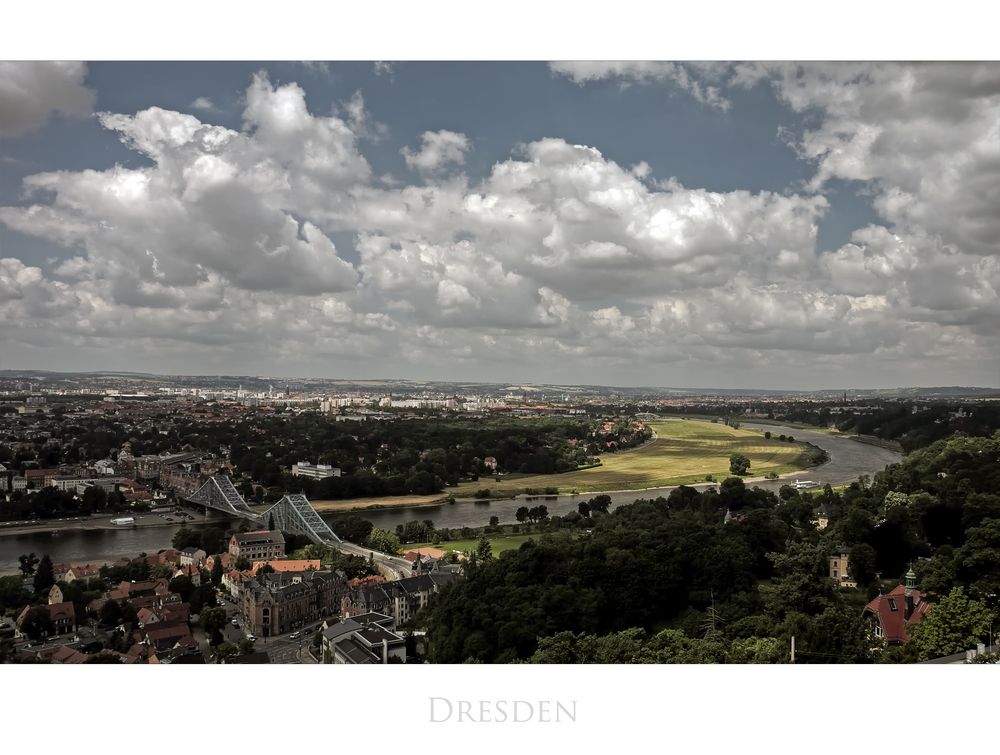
left=0, top=424, right=901, bottom=573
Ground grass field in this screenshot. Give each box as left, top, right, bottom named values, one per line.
left=402, top=533, right=538, bottom=558
left=453, top=419, right=814, bottom=496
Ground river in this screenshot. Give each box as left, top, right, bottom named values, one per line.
left=0, top=423, right=901, bottom=571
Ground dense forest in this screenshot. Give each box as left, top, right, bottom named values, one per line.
left=418, top=431, right=1000, bottom=663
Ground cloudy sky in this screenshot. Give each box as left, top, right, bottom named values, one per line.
left=0, top=61, right=998, bottom=389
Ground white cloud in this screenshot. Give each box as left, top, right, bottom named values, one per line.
left=0, top=62, right=94, bottom=138
left=550, top=61, right=731, bottom=110
left=190, top=96, right=215, bottom=111
left=1, top=65, right=998, bottom=386
left=401, top=129, right=470, bottom=174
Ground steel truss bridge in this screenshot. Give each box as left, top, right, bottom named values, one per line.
left=184, top=476, right=341, bottom=546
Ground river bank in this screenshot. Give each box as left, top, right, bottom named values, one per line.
left=0, top=423, right=901, bottom=574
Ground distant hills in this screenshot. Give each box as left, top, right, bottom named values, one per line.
left=1, top=369, right=998, bottom=400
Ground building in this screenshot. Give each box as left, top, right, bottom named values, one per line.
left=829, top=550, right=857, bottom=589
left=342, top=572, right=458, bottom=625
left=321, top=612, right=406, bottom=664
left=179, top=547, right=207, bottom=567
left=863, top=569, right=933, bottom=645
left=290, top=461, right=342, bottom=480
left=239, top=569, right=346, bottom=638
left=204, top=552, right=234, bottom=573
left=15, top=601, right=77, bottom=638
left=44, top=475, right=125, bottom=492
left=65, top=564, right=101, bottom=583
left=229, top=530, right=285, bottom=562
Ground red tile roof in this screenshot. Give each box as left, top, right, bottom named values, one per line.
left=863, top=584, right=933, bottom=644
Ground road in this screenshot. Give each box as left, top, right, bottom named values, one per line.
left=335, top=541, right=412, bottom=579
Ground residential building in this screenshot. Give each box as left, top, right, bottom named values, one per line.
left=239, top=569, right=346, bottom=638
left=204, top=552, right=234, bottom=573
left=229, top=530, right=285, bottom=562
left=290, top=461, right=342, bottom=479
left=342, top=572, right=458, bottom=625
left=179, top=547, right=207, bottom=567
left=173, top=564, right=202, bottom=586
left=141, top=620, right=197, bottom=653
left=44, top=475, right=124, bottom=491
left=15, top=601, right=77, bottom=638
left=863, top=569, right=932, bottom=645
left=321, top=612, right=406, bottom=664
left=829, top=550, right=857, bottom=589
left=65, top=564, right=101, bottom=583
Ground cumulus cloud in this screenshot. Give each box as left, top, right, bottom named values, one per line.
left=1, top=64, right=998, bottom=386
left=0, top=62, right=95, bottom=138
left=190, top=96, right=215, bottom=111
left=401, top=129, right=470, bottom=174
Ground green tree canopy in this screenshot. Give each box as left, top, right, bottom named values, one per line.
left=729, top=453, right=751, bottom=476
left=32, top=554, right=55, bottom=594
left=18, top=552, right=38, bottom=577
left=908, top=587, right=995, bottom=661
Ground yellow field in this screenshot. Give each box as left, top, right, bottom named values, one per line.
left=453, top=419, right=812, bottom=495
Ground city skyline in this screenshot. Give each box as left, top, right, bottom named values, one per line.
left=1, top=62, right=998, bottom=389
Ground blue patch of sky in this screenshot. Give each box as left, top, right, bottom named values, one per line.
left=0, top=61, right=883, bottom=272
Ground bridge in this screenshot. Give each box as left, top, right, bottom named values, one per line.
left=186, top=475, right=256, bottom=518
left=263, top=493, right=342, bottom=546
left=184, top=477, right=341, bottom=546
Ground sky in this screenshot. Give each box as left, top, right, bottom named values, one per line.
left=0, top=61, right=998, bottom=389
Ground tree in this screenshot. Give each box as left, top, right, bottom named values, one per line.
left=588, top=495, right=612, bottom=514
left=99, top=599, right=124, bottom=627
left=168, top=575, right=195, bottom=602
left=200, top=527, right=225, bottom=555
left=268, top=512, right=276, bottom=531
left=239, top=637, right=256, bottom=655
left=848, top=543, right=878, bottom=587
left=20, top=606, right=53, bottom=641
left=515, top=506, right=530, bottom=523
left=475, top=535, right=494, bottom=562
left=764, top=431, right=772, bottom=440
left=908, top=587, right=995, bottom=661
left=0, top=575, right=29, bottom=614
left=488, top=516, right=499, bottom=527
left=82, top=485, right=107, bottom=513
left=18, top=553, right=39, bottom=577
left=33, top=554, right=55, bottom=594
left=578, top=501, right=591, bottom=518
left=171, top=526, right=201, bottom=550
left=211, top=558, right=224, bottom=586
left=729, top=453, right=751, bottom=476
left=201, top=607, right=228, bottom=642
left=365, top=528, right=401, bottom=555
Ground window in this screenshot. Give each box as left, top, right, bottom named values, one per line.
left=888, top=598, right=897, bottom=611
left=874, top=623, right=883, bottom=638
